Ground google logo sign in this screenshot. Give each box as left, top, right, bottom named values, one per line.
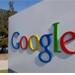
left=11, top=22, right=75, bottom=63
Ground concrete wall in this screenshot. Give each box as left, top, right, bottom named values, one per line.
left=9, top=0, right=75, bottom=72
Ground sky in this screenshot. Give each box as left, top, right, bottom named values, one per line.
left=0, top=0, right=42, bottom=12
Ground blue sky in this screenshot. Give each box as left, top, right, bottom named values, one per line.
left=0, top=0, right=42, bottom=12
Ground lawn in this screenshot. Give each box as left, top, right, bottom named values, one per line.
left=0, top=70, right=8, bottom=73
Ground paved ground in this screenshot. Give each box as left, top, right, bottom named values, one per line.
left=0, top=54, right=8, bottom=71
left=0, top=54, right=16, bottom=73
left=0, top=54, right=8, bottom=60
left=0, top=60, right=8, bottom=70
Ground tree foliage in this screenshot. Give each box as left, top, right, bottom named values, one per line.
left=0, top=10, right=16, bottom=53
